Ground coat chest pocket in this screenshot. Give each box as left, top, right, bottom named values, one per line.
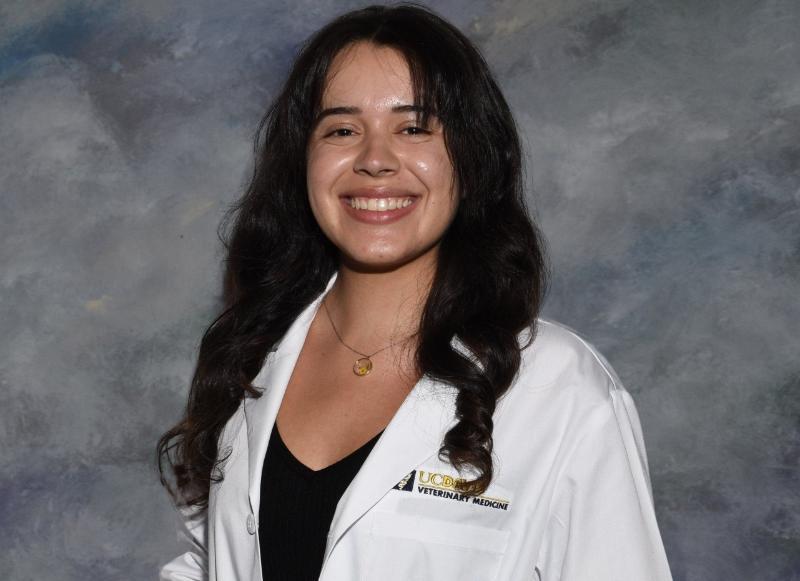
left=365, top=510, right=510, bottom=581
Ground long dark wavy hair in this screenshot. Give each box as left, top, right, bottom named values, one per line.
left=157, top=2, right=549, bottom=507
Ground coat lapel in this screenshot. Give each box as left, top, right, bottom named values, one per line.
left=322, top=374, right=458, bottom=565
left=242, top=272, right=338, bottom=514
left=241, top=269, right=464, bottom=565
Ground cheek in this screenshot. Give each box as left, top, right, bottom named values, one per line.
left=306, top=149, right=324, bottom=198
left=308, top=149, right=352, bottom=190
left=307, top=150, right=339, bottom=218
left=413, top=154, right=458, bottom=216
left=413, top=149, right=455, bottom=190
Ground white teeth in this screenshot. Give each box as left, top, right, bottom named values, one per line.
left=349, top=197, right=415, bottom=211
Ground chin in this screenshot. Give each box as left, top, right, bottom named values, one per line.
left=337, top=242, right=439, bottom=274
left=339, top=253, right=411, bottom=274
left=335, top=244, right=409, bottom=270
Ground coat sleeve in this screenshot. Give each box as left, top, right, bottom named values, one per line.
left=535, top=385, right=673, bottom=581
left=159, top=502, right=208, bottom=581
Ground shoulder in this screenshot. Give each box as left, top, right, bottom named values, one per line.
left=494, top=318, right=643, bottom=472
left=514, top=317, right=623, bottom=396
left=491, top=317, right=636, bottom=436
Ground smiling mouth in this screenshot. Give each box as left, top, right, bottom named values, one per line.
left=346, top=196, right=417, bottom=211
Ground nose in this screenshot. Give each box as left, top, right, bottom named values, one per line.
left=353, top=131, right=400, bottom=177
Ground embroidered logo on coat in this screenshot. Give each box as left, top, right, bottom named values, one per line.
left=392, top=469, right=511, bottom=511
left=393, top=470, right=416, bottom=491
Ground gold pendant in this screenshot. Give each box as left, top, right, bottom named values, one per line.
left=353, top=357, right=373, bottom=377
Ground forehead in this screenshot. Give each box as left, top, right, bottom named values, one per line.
left=321, top=42, right=413, bottom=107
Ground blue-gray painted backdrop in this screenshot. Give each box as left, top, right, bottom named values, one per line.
left=1, top=1, right=798, bottom=579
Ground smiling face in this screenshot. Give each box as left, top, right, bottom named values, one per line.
left=306, top=41, right=459, bottom=273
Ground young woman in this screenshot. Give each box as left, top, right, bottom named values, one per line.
left=157, top=4, right=673, bottom=581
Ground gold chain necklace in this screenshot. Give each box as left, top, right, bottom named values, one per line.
left=322, top=296, right=419, bottom=377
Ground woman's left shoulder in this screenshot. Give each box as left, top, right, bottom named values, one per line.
left=508, top=317, right=627, bottom=409
left=494, top=319, right=645, bottom=466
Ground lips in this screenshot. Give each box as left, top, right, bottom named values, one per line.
left=339, top=187, right=420, bottom=199
left=339, top=187, right=421, bottom=225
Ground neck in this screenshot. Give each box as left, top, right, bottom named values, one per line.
left=323, top=254, right=437, bottom=353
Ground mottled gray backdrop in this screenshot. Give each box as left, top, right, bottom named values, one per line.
left=1, top=0, right=798, bottom=579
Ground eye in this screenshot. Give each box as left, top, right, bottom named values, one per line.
left=324, top=127, right=355, bottom=138
left=402, top=126, right=431, bottom=136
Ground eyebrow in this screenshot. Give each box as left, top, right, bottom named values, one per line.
left=312, top=104, right=433, bottom=127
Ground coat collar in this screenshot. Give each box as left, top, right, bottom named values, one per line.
left=242, top=270, right=461, bottom=565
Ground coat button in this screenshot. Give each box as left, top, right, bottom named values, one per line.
left=246, top=513, right=257, bottom=535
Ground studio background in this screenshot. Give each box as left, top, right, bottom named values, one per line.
left=1, top=1, right=798, bottom=580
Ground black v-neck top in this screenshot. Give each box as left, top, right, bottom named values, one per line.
left=258, top=424, right=383, bottom=581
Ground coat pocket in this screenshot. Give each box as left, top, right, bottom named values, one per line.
left=365, top=509, right=510, bottom=581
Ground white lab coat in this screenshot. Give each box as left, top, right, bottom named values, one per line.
left=160, top=271, right=674, bottom=581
